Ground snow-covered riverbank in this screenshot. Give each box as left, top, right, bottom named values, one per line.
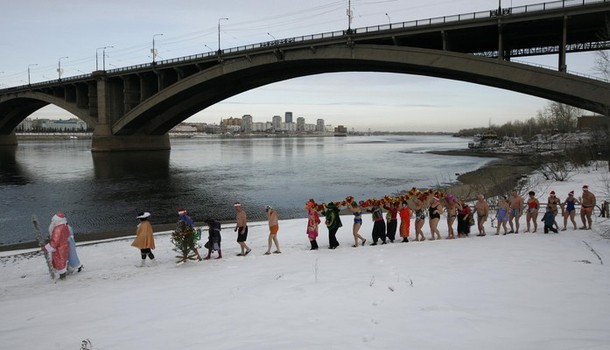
left=1, top=164, right=609, bottom=350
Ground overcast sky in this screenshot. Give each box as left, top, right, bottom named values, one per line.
left=0, top=0, right=604, bottom=132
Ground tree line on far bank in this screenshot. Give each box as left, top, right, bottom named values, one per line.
left=454, top=102, right=582, bottom=140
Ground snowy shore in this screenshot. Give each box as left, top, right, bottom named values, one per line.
left=1, top=163, right=609, bottom=349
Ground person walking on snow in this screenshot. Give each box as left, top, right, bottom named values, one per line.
left=234, top=202, right=251, bottom=256
left=131, top=212, right=155, bottom=266
left=44, top=212, right=70, bottom=279
left=265, top=205, right=281, bottom=255
left=204, top=219, right=222, bottom=259
left=305, top=199, right=320, bottom=250
left=321, top=202, right=343, bottom=249
left=67, top=223, right=83, bottom=273
left=579, top=185, right=596, bottom=230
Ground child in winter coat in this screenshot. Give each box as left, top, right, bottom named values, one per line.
left=541, top=207, right=558, bottom=234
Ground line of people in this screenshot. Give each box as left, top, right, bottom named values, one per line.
left=304, top=184, right=598, bottom=249
left=40, top=185, right=597, bottom=277
left=131, top=201, right=283, bottom=266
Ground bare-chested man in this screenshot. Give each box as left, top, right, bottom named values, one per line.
left=474, top=194, right=490, bottom=236
left=234, top=202, right=251, bottom=256
left=580, top=185, right=596, bottom=230
left=508, top=190, right=524, bottom=233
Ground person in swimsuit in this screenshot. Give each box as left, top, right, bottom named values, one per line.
left=561, top=191, right=578, bottom=231
left=525, top=191, right=539, bottom=233
left=445, top=194, right=461, bottom=240
left=414, top=197, right=426, bottom=242
left=508, top=190, right=524, bottom=233
left=474, top=194, right=490, bottom=237
left=495, top=196, right=510, bottom=235
left=347, top=200, right=367, bottom=247
left=547, top=191, right=561, bottom=231
left=580, top=185, right=596, bottom=230
left=428, top=197, right=442, bottom=240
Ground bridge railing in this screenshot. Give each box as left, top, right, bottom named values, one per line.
left=3, top=0, right=609, bottom=91
left=65, top=0, right=610, bottom=77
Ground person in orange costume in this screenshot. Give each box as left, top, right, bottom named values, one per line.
left=398, top=201, right=411, bottom=242
left=132, top=212, right=156, bottom=267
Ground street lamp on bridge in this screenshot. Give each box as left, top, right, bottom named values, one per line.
left=96, top=46, right=113, bottom=71
left=152, top=33, right=163, bottom=64
left=385, top=13, right=391, bottom=25
left=204, top=44, right=214, bottom=53
left=57, top=56, right=68, bottom=80
left=27, top=64, right=38, bottom=85
left=218, top=17, right=229, bottom=55
left=267, top=32, right=276, bottom=40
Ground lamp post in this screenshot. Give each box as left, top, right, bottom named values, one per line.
left=346, top=0, right=353, bottom=33
left=102, top=46, right=113, bottom=71
left=57, top=56, right=68, bottom=80
left=204, top=44, right=213, bottom=53
left=218, top=17, right=229, bottom=54
left=385, top=13, right=391, bottom=25
left=152, top=33, right=163, bottom=64
left=267, top=32, right=276, bottom=40
left=96, top=46, right=113, bottom=71
left=27, top=64, right=38, bottom=85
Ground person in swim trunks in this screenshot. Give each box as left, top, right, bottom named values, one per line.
left=525, top=191, right=539, bottom=233
left=264, top=205, right=281, bottom=255
left=234, top=202, right=251, bottom=256
left=474, top=194, right=489, bottom=237
left=579, top=185, right=596, bottom=230
left=508, top=190, right=524, bottom=233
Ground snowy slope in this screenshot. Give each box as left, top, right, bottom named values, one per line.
left=1, top=164, right=609, bottom=350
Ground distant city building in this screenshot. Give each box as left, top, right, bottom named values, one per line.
left=272, top=115, right=282, bottom=131
left=316, top=119, right=325, bottom=132
left=242, top=114, right=253, bottom=132
left=285, top=111, right=293, bottom=124
left=297, top=117, right=305, bottom=132
left=334, top=125, right=348, bottom=135
left=18, top=118, right=88, bottom=132
left=171, top=124, right=197, bottom=133
left=222, top=117, right=242, bottom=127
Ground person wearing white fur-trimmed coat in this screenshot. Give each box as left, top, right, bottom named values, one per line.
left=44, top=212, right=70, bottom=279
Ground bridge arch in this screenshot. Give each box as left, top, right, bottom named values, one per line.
left=0, top=92, right=96, bottom=134
left=114, top=44, right=610, bottom=136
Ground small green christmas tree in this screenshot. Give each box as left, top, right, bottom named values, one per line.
left=171, top=221, right=202, bottom=263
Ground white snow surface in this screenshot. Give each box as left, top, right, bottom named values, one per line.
left=2, top=164, right=610, bottom=350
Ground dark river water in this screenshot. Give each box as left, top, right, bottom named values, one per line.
left=0, top=135, right=490, bottom=246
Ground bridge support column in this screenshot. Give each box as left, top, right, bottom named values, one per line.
left=0, top=132, right=17, bottom=146
left=91, top=124, right=170, bottom=152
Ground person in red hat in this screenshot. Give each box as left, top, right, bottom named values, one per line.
left=561, top=191, right=578, bottom=230
left=580, top=185, right=596, bottom=229
left=44, top=212, right=70, bottom=279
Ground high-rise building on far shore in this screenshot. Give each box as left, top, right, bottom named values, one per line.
left=285, top=112, right=293, bottom=124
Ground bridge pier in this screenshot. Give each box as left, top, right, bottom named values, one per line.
left=91, top=124, right=170, bottom=152
left=0, top=132, right=17, bottom=146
